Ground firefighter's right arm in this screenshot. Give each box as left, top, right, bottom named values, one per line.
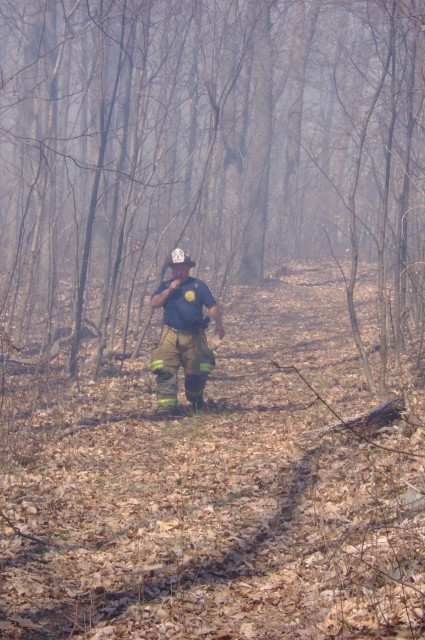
left=209, top=303, right=225, bottom=339
left=150, top=279, right=180, bottom=309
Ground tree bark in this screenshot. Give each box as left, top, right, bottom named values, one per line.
left=235, top=1, right=274, bottom=285
left=70, top=3, right=128, bottom=378
left=394, top=29, right=417, bottom=370
left=282, top=1, right=319, bottom=257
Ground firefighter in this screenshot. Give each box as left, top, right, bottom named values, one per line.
left=150, top=248, right=225, bottom=416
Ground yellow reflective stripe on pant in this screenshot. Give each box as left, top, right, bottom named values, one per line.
left=185, top=387, right=204, bottom=400
left=200, top=362, right=214, bottom=374
left=157, top=396, right=178, bottom=408
left=150, top=359, right=164, bottom=372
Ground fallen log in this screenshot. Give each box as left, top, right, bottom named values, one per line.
left=0, top=358, right=42, bottom=374
left=329, top=395, right=405, bottom=433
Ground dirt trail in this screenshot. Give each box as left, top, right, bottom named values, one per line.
left=1, top=262, right=424, bottom=640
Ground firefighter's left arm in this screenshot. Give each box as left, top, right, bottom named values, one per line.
left=209, top=304, right=225, bottom=339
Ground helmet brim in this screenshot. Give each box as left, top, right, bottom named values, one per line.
left=168, top=260, right=196, bottom=268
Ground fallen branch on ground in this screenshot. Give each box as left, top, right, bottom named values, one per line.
left=0, top=510, right=49, bottom=546
left=271, top=361, right=424, bottom=458
left=327, top=395, right=405, bottom=432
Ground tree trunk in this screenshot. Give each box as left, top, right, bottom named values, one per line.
left=235, top=1, right=274, bottom=285
left=282, top=1, right=319, bottom=257
left=70, top=4, right=127, bottom=378
left=376, top=3, right=397, bottom=395
left=345, top=22, right=393, bottom=397
left=394, top=31, right=416, bottom=370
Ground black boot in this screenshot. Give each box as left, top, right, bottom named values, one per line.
left=191, top=397, right=205, bottom=412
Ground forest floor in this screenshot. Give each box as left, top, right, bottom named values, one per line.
left=1, top=261, right=425, bottom=640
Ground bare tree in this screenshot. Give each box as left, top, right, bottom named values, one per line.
left=70, top=1, right=130, bottom=377
left=393, top=3, right=421, bottom=369
left=282, top=0, right=319, bottom=257
left=235, top=0, right=274, bottom=284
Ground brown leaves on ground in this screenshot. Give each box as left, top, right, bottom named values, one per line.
left=1, top=262, right=425, bottom=640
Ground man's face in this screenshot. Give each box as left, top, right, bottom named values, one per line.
left=171, top=263, right=191, bottom=282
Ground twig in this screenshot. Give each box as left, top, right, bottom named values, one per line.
left=0, top=509, right=49, bottom=546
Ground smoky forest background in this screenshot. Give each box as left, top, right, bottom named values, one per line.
left=0, top=0, right=423, bottom=386
left=2, top=1, right=425, bottom=639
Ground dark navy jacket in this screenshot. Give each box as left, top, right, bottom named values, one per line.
left=153, top=277, right=216, bottom=331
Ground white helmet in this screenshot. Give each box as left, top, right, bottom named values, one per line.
left=168, top=248, right=196, bottom=267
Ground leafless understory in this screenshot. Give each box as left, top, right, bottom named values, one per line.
left=1, top=1, right=425, bottom=638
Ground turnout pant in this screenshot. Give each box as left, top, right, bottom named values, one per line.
left=150, top=326, right=215, bottom=410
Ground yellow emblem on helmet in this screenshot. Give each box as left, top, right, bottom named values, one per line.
left=185, top=290, right=196, bottom=302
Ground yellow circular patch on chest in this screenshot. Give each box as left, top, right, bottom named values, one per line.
left=185, top=290, right=196, bottom=302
